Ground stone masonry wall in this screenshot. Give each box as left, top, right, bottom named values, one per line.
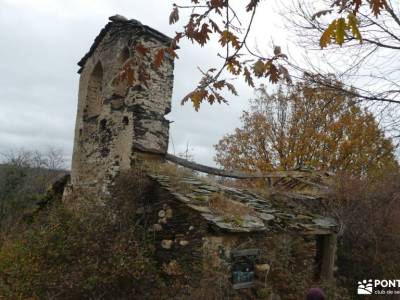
left=137, top=179, right=318, bottom=299
left=70, top=22, right=174, bottom=198
left=203, top=233, right=317, bottom=299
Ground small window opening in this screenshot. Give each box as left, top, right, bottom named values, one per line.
left=79, top=128, right=83, bottom=137
left=122, top=116, right=129, bottom=125
left=99, top=119, right=107, bottom=131
left=231, top=249, right=259, bottom=289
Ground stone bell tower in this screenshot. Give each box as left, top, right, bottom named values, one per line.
left=69, top=16, right=174, bottom=197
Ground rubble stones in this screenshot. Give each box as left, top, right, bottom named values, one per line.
left=312, top=217, right=337, bottom=228
left=165, top=208, right=173, bottom=218
left=179, top=240, right=189, bottom=246
left=153, top=223, right=163, bottom=231
left=161, top=239, right=173, bottom=249
left=110, top=98, right=124, bottom=110
left=258, top=213, right=275, bottom=222
left=241, top=215, right=265, bottom=229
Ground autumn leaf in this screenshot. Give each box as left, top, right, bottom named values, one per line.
left=267, top=63, right=279, bottom=83
left=165, top=47, right=178, bottom=60
left=154, top=49, right=165, bottom=68
left=370, top=0, right=387, bottom=17
left=253, top=60, right=265, bottom=77
left=347, top=13, right=362, bottom=42
left=244, top=67, right=254, bottom=87
left=320, top=20, right=337, bottom=48
left=227, top=58, right=241, bottom=75
left=219, top=30, right=240, bottom=49
left=353, top=0, right=362, bottom=13
left=196, top=23, right=212, bottom=46
left=226, top=82, right=238, bottom=96
left=185, top=15, right=198, bottom=43
left=213, top=80, right=225, bottom=90
left=336, top=18, right=346, bottom=46
left=219, top=30, right=229, bottom=47
left=209, top=19, right=222, bottom=33
left=210, top=0, right=225, bottom=8
left=208, top=93, right=216, bottom=104
left=170, top=32, right=183, bottom=49
left=169, top=5, right=179, bottom=24
left=246, top=0, right=260, bottom=12
left=190, top=89, right=208, bottom=111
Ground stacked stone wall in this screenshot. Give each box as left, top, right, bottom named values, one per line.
left=70, top=24, right=174, bottom=198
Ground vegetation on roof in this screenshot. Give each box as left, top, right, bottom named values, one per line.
left=148, top=162, right=338, bottom=234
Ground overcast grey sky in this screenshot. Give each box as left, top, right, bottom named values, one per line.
left=0, top=0, right=292, bottom=167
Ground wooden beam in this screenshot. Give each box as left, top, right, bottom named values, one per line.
left=132, top=144, right=327, bottom=180
left=165, top=154, right=316, bottom=179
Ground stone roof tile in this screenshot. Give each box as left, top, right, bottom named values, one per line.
left=148, top=172, right=338, bottom=235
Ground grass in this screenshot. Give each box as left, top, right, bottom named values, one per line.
left=209, top=192, right=255, bottom=221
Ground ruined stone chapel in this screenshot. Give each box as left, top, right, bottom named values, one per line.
left=65, top=16, right=339, bottom=299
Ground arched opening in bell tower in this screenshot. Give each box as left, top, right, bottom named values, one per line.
left=85, top=61, right=104, bottom=117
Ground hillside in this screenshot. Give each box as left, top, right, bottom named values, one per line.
left=0, top=163, right=68, bottom=229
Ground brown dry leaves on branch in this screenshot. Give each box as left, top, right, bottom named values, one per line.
left=112, top=42, right=177, bottom=89
left=114, top=0, right=391, bottom=110
left=317, top=0, right=387, bottom=48
left=214, top=77, right=397, bottom=176
left=167, top=0, right=388, bottom=110
left=168, top=0, right=291, bottom=110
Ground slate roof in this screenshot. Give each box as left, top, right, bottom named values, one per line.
left=272, top=168, right=334, bottom=196
left=77, top=18, right=172, bottom=73
left=149, top=171, right=338, bottom=235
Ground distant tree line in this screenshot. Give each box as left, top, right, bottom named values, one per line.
left=0, top=148, right=67, bottom=230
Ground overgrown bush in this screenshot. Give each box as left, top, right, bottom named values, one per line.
left=0, top=168, right=227, bottom=300
left=0, top=170, right=165, bottom=300
left=328, top=171, right=400, bottom=298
